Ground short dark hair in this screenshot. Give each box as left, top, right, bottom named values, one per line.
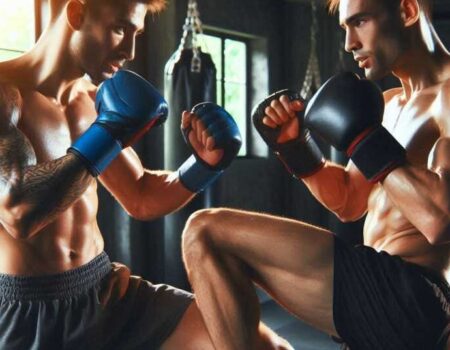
left=50, top=0, right=166, bottom=19
left=327, top=0, right=432, bottom=17
left=85, top=0, right=166, bottom=15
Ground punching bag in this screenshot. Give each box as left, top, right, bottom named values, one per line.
left=163, top=0, right=216, bottom=289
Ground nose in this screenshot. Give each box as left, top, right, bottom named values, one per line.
left=119, top=34, right=136, bottom=61
left=344, top=28, right=362, bottom=53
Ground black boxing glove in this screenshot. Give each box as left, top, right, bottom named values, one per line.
left=304, top=72, right=406, bottom=182
left=252, top=89, right=325, bottom=178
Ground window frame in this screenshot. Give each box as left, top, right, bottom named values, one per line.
left=201, top=29, right=251, bottom=157
left=201, top=25, right=269, bottom=158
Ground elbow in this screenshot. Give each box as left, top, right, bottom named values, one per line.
left=0, top=200, right=36, bottom=240
left=429, top=197, right=450, bottom=245
left=129, top=211, right=160, bottom=222
left=335, top=212, right=356, bottom=223
left=423, top=213, right=450, bottom=246
left=126, top=207, right=153, bottom=221
left=125, top=200, right=162, bottom=221
left=334, top=207, right=367, bottom=223
left=0, top=215, right=32, bottom=240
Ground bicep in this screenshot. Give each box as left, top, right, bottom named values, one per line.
left=342, top=160, right=374, bottom=218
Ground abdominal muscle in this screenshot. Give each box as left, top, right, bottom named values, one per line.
left=364, top=186, right=450, bottom=280
left=0, top=181, right=105, bottom=276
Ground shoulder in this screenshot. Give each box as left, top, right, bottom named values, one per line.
left=0, top=82, right=22, bottom=126
left=0, top=60, right=32, bottom=125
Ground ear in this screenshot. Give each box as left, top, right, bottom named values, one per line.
left=399, top=0, right=420, bottom=27
left=66, top=0, right=85, bottom=30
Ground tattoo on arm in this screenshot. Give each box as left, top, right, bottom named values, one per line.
left=0, top=84, right=92, bottom=238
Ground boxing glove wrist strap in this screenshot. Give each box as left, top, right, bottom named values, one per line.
left=349, top=126, right=406, bottom=183
left=68, top=124, right=122, bottom=177
left=178, top=155, right=223, bottom=193
left=276, top=133, right=325, bottom=178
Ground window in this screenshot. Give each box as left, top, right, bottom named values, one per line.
left=200, top=33, right=248, bottom=156
left=0, top=0, right=36, bottom=61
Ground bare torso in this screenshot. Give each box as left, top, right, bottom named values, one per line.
left=0, top=61, right=104, bottom=275
left=365, top=83, right=450, bottom=277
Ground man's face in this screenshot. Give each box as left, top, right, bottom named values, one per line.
left=72, top=1, right=147, bottom=84
left=339, top=0, right=406, bottom=80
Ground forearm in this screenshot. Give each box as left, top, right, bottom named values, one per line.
left=383, top=164, right=450, bottom=244
left=302, top=161, right=370, bottom=221
left=1, top=152, right=92, bottom=239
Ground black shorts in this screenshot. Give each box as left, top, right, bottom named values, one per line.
left=0, top=252, right=193, bottom=350
left=333, top=237, right=450, bottom=350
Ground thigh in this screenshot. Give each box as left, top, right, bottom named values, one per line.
left=196, top=208, right=337, bottom=335
left=101, top=277, right=194, bottom=350
left=160, top=302, right=215, bottom=350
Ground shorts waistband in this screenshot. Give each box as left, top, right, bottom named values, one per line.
left=0, top=252, right=111, bottom=301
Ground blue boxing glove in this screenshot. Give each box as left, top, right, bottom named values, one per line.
left=178, top=103, right=242, bottom=193
left=68, top=70, right=168, bottom=176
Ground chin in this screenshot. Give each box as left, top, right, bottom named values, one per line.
left=364, top=67, right=389, bottom=81
left=89, top=72, right=112, bottom=86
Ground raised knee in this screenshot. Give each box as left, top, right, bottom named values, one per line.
left=182, top=208, right=225, bottom=265
left=183, top=209, right=214, bottom=240
left=182, top=208, right=229, bottom=264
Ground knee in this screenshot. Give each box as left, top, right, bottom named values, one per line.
left=258, top=334, right=294, bottom=350
left=182, top=208, right=228, bottom=265
left=257, top=324, right=294, bottom=350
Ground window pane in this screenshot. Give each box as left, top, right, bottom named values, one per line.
left=224, top=82, right=247, bottom=155
left=0, top=49, right=24, bottom=61
left=200, top=34, right=222, bottom=81
left=224, top=39, right=246, bottom=83
left=0, top=0, right=35, bottom=60
left=200, top=34, right=222, bottom=105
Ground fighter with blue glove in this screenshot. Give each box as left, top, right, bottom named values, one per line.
left=69, top=69, right=241, bottom=193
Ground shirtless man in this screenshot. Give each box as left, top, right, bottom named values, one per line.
left=0, top=0, right=291, bottom=349
left=182, top=0, right=450, bottom=349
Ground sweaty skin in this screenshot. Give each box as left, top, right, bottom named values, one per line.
left=0, top=0, right=228, bottom=276
left=302, top=0, right=450, bottom=277
left=299, top=81, right=450, bottom=277
left=0, top=1, right=199, bottom=276
left=181, top=0, right=450, bottom=349
left=365, top=84, right=450, bottom=272
left=0, top=2, right=290, bottom=349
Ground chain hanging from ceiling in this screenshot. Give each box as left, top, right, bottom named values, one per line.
left=300, top=0, right=322, bottom=99
left=178, top=0, right=204, bottom=73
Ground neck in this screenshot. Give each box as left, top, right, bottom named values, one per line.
left=12, top=16, right=84, bottom=101
left=392, top=13, right=450, bottom=99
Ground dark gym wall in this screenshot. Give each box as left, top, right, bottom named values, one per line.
left=99, top=0, right=450, bottom=285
